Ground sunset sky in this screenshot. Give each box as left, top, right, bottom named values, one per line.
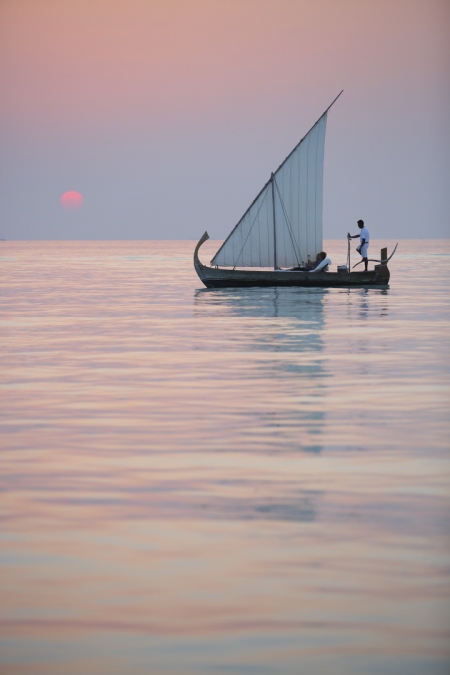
left=0, top=0, right=448, bottom=240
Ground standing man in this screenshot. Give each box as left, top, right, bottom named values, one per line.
left=348, top=220, right=370, bottom=271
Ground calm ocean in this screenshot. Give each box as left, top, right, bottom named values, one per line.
left=1, top=239, right=449, bottom=675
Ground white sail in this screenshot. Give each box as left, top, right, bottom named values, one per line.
left=212, top=112, right=328, bottom=269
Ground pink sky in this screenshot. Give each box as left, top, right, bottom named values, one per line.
left=0, top=0, right=449, bottom=239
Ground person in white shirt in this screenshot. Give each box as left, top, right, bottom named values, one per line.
left=309, top=251, right=331, bottom=273
left=348, top=220, right=370, bottom=271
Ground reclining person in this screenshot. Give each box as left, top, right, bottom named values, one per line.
left=290, top=252, right=322, bottom=271
left=306, top=253, right=322, bottom=271
left=309, top=251, right=331, bottom=273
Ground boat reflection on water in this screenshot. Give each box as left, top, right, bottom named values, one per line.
left=194, top=285, right=327, bottom=344
left=194, top=286, right=328, bottom=457
left=193, top=287, right=330, bottom=524
left=342, top=286, right=389, bottom=321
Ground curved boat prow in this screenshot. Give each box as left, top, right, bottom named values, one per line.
left=194, top=231, right=210, bottom=283
left=384, top=243, right=398, bottom=264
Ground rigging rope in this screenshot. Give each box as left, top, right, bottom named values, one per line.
left=273, top=176, right=303, bottom=267
left=232, top=185, right=269, bottom=270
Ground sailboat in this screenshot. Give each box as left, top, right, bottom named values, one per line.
left=194, top=92, right=395, bottom=289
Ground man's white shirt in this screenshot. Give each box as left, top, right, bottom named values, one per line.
left=360, top=227, right=370, bottom=243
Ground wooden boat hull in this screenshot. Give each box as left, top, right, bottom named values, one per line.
left=194, top=232, right=390, bottom=289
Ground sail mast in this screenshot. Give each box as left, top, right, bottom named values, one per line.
left=271, top=173, right=277, bottom=270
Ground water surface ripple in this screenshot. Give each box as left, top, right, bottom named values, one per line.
left=1, top=239, right=449, bottom=675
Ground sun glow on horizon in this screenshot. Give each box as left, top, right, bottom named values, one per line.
left=60, top=191, right=84, bottom=210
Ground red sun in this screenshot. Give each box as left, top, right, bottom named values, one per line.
left=60, top=191, right=84, bottom=210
